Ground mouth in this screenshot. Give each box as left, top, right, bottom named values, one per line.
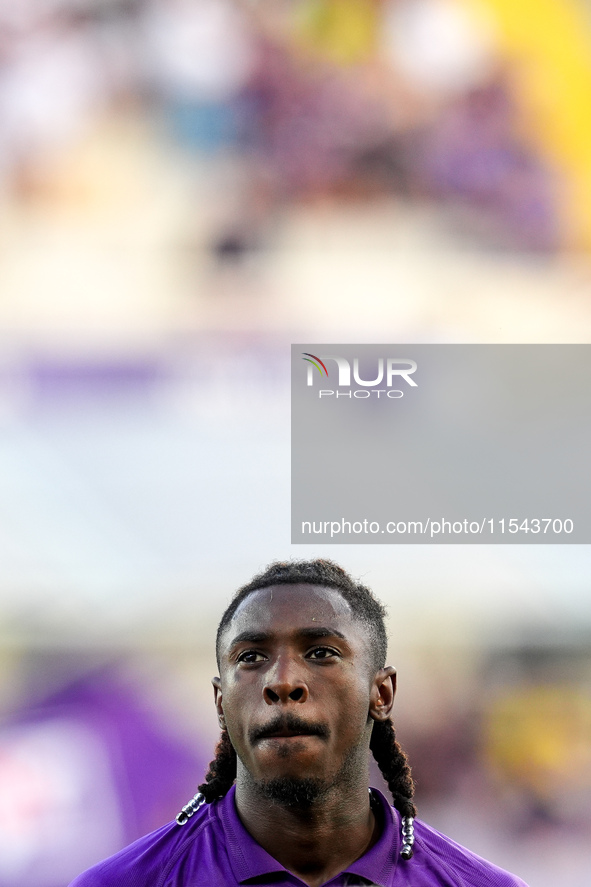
left=264, top=729, right=316, bottom=740
left=251, top=716, right=329, bottom=744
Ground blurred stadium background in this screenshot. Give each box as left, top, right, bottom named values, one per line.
left=0, top=0, right=590, bottom=884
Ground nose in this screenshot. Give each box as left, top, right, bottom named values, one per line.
left=263, top=655, right=309, bottom=705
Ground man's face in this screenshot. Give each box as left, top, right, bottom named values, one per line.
left=214, top=584, right=395, bottom=802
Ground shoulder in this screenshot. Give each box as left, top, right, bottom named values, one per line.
left=68, top=802, right=215, bottom=887
left=410, top=819, right=529, bottom=887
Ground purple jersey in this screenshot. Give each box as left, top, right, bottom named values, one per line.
left=69, top=786, right=529, bottom=887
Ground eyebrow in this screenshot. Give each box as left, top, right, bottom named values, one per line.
left=228, top=626, right=348, bottom=649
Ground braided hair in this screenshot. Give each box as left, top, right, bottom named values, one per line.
left=201, top=559, right=416, bottom=820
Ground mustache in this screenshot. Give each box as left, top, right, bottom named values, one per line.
left=249, top=712, right=330, bottom=744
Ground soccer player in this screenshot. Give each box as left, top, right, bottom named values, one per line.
left=70, top=559, right=529, bottom=886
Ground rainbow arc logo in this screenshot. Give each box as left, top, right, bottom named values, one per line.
left=302, top=353, right=328, bottom=377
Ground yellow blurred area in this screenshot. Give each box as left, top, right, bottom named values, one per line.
left=463, top=0, right=591, bottom=247
left=484, top=684, right=591, bottom=799
left=293, top=0, right=380, bottom=65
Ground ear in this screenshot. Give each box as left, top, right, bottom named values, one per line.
left=212, top=676, right=225, bottom=729
left=369, top=666, right=396, bottom=722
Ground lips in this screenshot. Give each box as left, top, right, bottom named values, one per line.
left=250, top=715, right=329, bottom=744
left=265, top=728, right=314, bottom=739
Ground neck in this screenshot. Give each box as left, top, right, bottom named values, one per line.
left=235, top=774, right=379, bottom=887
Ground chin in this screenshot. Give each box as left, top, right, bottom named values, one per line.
left=254, top=775, right=328, bottom=808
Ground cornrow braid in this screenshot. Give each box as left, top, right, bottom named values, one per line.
left=370, top=718, right=416, bottom=819
left=198, top=729, right=237, bottom=802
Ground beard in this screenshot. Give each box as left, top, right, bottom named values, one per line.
left=256, top=775, right=327, bottom=808
left=251, top=739, right=362, bottom=810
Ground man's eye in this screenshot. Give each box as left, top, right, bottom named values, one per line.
left=307, top=647, right=339, bottom=660
left=237, top=650, right=266, bottom=663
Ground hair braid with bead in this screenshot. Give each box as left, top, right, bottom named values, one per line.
left=198, top=559, right=416, bottom=818
left=370, top=718, right=416, bottom=819
left=198, top=729, right=236, bottom=802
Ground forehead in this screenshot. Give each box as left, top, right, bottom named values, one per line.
left=219, top=584, right=361, bottom=651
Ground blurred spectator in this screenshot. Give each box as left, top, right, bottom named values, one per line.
left=140, top=0, right=256, bottom=153
left=381, top=0, right=497, bottom=98
left=423, top=74, right=558, bottom=251
left=0, top=4, right=110, bottom=198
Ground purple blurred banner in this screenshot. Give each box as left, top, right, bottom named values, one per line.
left=0, top=665, right=208, bottom=886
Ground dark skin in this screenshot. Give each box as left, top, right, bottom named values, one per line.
left=213, top=584, right=396, bottom=887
